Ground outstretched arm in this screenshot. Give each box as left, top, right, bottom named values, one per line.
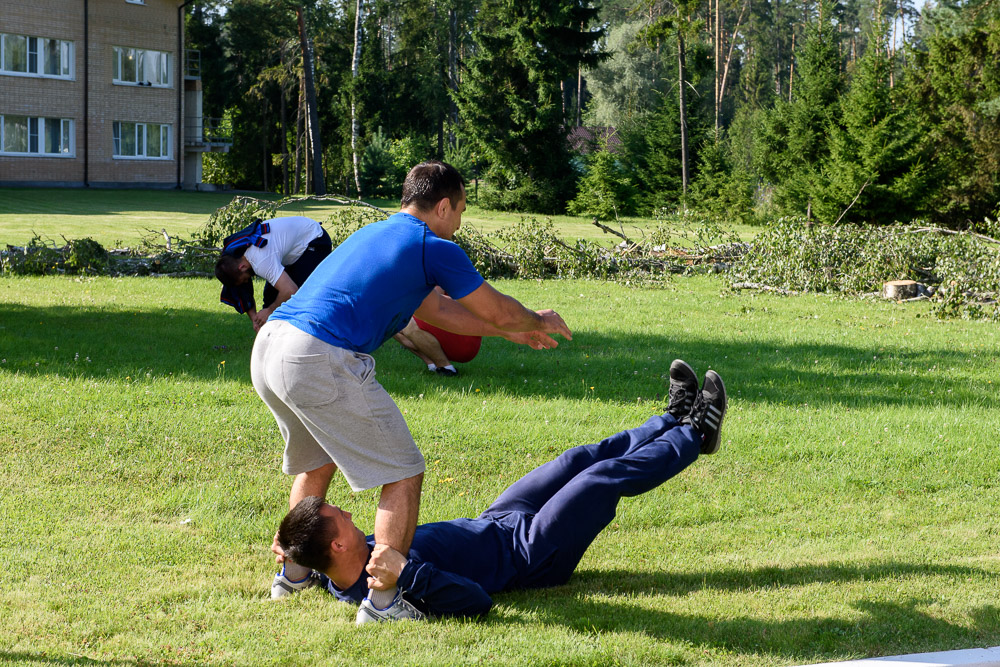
left=413, top=285, right=571, bottom=350
left=366, top=544, right=493, bottom=618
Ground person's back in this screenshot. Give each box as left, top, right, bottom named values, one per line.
left=272, top=212, right=483, bottom=354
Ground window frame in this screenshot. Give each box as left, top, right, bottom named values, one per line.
left=112, top=121, right=172, bottom=160
left=0, top=33, right=74, bottom=80
left=0, top=115, right=75, bottom=157
left=112, top=46, right=171, bottom=87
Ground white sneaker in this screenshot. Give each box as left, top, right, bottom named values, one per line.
left=270, top=567, right=320, bottom=600
left=355, top=593, right=426, bottom=625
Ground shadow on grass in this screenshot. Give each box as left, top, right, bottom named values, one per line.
left=496, top=562, right=1000, bottom=662
left=1, top=303, right=994, bottom=411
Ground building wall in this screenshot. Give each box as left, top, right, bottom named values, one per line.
left=0, top=0, right=181, bottom=187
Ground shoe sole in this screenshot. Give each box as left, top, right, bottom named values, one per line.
left=701, top=370, right=727, bottom=455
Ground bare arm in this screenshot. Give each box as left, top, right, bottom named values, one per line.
left=252, top=272, right=298, bottom=329
left=414, top=284, right=572, bottom=343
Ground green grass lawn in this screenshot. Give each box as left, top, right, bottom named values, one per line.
left=0, top=188, right=758, bottom=249
left=2, top=272, right=999, bottom=666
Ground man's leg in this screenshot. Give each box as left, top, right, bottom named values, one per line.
left=499, top=415, right=703, bottom=589
left=397, top=319, right=451, bottom=370
left=482, top=414, right=686, bottom=518
left=364, top=472, right=424, bottom=608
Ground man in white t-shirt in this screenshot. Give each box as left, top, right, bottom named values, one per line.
left=216, top=216, right=332, bottom=332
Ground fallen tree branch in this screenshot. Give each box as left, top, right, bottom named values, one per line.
left=833, top=179, right=870, bottom=225
left=731, top=282, right=800, bottom=295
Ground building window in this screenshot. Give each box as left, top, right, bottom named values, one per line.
left=112, top=47, right=170, bottom=87
left=0, top=34, right=73, bottom=79
left=113, top=121, right=170, bottom=159
left=0, top=115, right=73, bottom=156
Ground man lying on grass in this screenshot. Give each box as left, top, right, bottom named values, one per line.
left=273, top=360, right=727, bottom=624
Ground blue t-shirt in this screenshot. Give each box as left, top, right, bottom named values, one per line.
left=271, top=212, right=484, bottom=353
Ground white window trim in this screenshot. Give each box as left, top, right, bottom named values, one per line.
left=0, top=33, right=74, bottom=81
left=112, top=46, right=171, bottom=88
left=112, top=121, right=172, bottom=160
left=0, top=115, right=75, bottom=158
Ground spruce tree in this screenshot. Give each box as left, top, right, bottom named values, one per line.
left=816, top=7, right=929, bottom=223
left=454, top=0, right=603, bottom=213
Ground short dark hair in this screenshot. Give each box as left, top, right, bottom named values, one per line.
left=401, top=161, right=465, bottom=211
left=276, top=496, right=340, bottom=572
left=215, top=253, right=244, bottom=287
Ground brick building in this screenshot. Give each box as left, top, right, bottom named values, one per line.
left=0, top=0, right=227, bottom=188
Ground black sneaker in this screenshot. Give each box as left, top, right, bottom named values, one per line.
left=666, top=359, right=699, bottom=419
left=435, top=366, right=459, bottom=377
left=685, top=370, right=727, bottom=455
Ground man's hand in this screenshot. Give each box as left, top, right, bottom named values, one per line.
left=536, top=309, right=572, bottom=340
left=252, top=307, right=273, bottom=331
left=271, top=531, right=286, bottom=564
left=365, top=544, right=408, bottom=591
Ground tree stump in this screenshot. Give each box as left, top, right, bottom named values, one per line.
left=883, top=280, right=920, bottom=300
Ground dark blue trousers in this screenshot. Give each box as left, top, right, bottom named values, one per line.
left=480, top=414, right=701, bottom=589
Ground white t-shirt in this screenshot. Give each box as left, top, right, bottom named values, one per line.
left=243, top=216, right=323, bottom=286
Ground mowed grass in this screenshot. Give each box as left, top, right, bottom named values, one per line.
left=0, top=187, right=757, bottom=249
left=2, top=272, right=1000, bottom=666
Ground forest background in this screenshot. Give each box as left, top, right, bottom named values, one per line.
left=188, top=0, right=999, bottom=228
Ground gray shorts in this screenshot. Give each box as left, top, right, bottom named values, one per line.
left=250, top=320, right=425, bottom=491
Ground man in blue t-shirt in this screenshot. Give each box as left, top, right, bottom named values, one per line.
left=273, top=361, right=728, bottom=623
left=250, top=161, right=573, bottom=621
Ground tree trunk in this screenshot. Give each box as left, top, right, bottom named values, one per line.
left=714, top=0, right=720, bottom=136
left=447, top=7, right=458, bottom=146
left=280, top=81, right=289, bottom=195
left=297, top=5, right=325, bottom=196
left=294, top=72, right=304, bottom=194
left=351, top=0, right=363, bottom=197
left=261, top=95, right=268, bottom=192
left=788, top=30, right=795, bottom=102
left=678, top=30, right=688, bottom=199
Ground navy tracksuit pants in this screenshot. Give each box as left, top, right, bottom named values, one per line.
left=479, top=413, right=701, bottom=589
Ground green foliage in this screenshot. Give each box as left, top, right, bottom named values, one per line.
left=689, top=138, right=757, bottom=224
left=65, top=238, right=110, bottom=274
left=1, top=236, right=66, bottom=275
left=731, top=218, right=1000, bottom=320
left=197, top=196, right=279, bottom=247
left=359, top=128, right=397, bottom=198
left=454, top=0, right=604, bottom=213
left=567, top=148, right=638, bottom=221
left=1, top=236, right=110, bottom=276
left=907, top=0, right=1000, bottom=223
left=322, top=204, right=384, bottom=247
left=478, top=170, right=564, bottom=215
left=443, top=140, right=479, bottom=182
left=360, top=129, right=433, bottom=198
left=584, top=20, right=667, bottom=127
left=814, top=19, right=929, bottom=223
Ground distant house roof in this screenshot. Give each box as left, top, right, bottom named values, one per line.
left=567, top=126, right=622, bottom=154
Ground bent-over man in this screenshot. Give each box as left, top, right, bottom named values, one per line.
left=275, top=361, right=727, bottom=623
left=216, top=215, right=332, bottom=332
